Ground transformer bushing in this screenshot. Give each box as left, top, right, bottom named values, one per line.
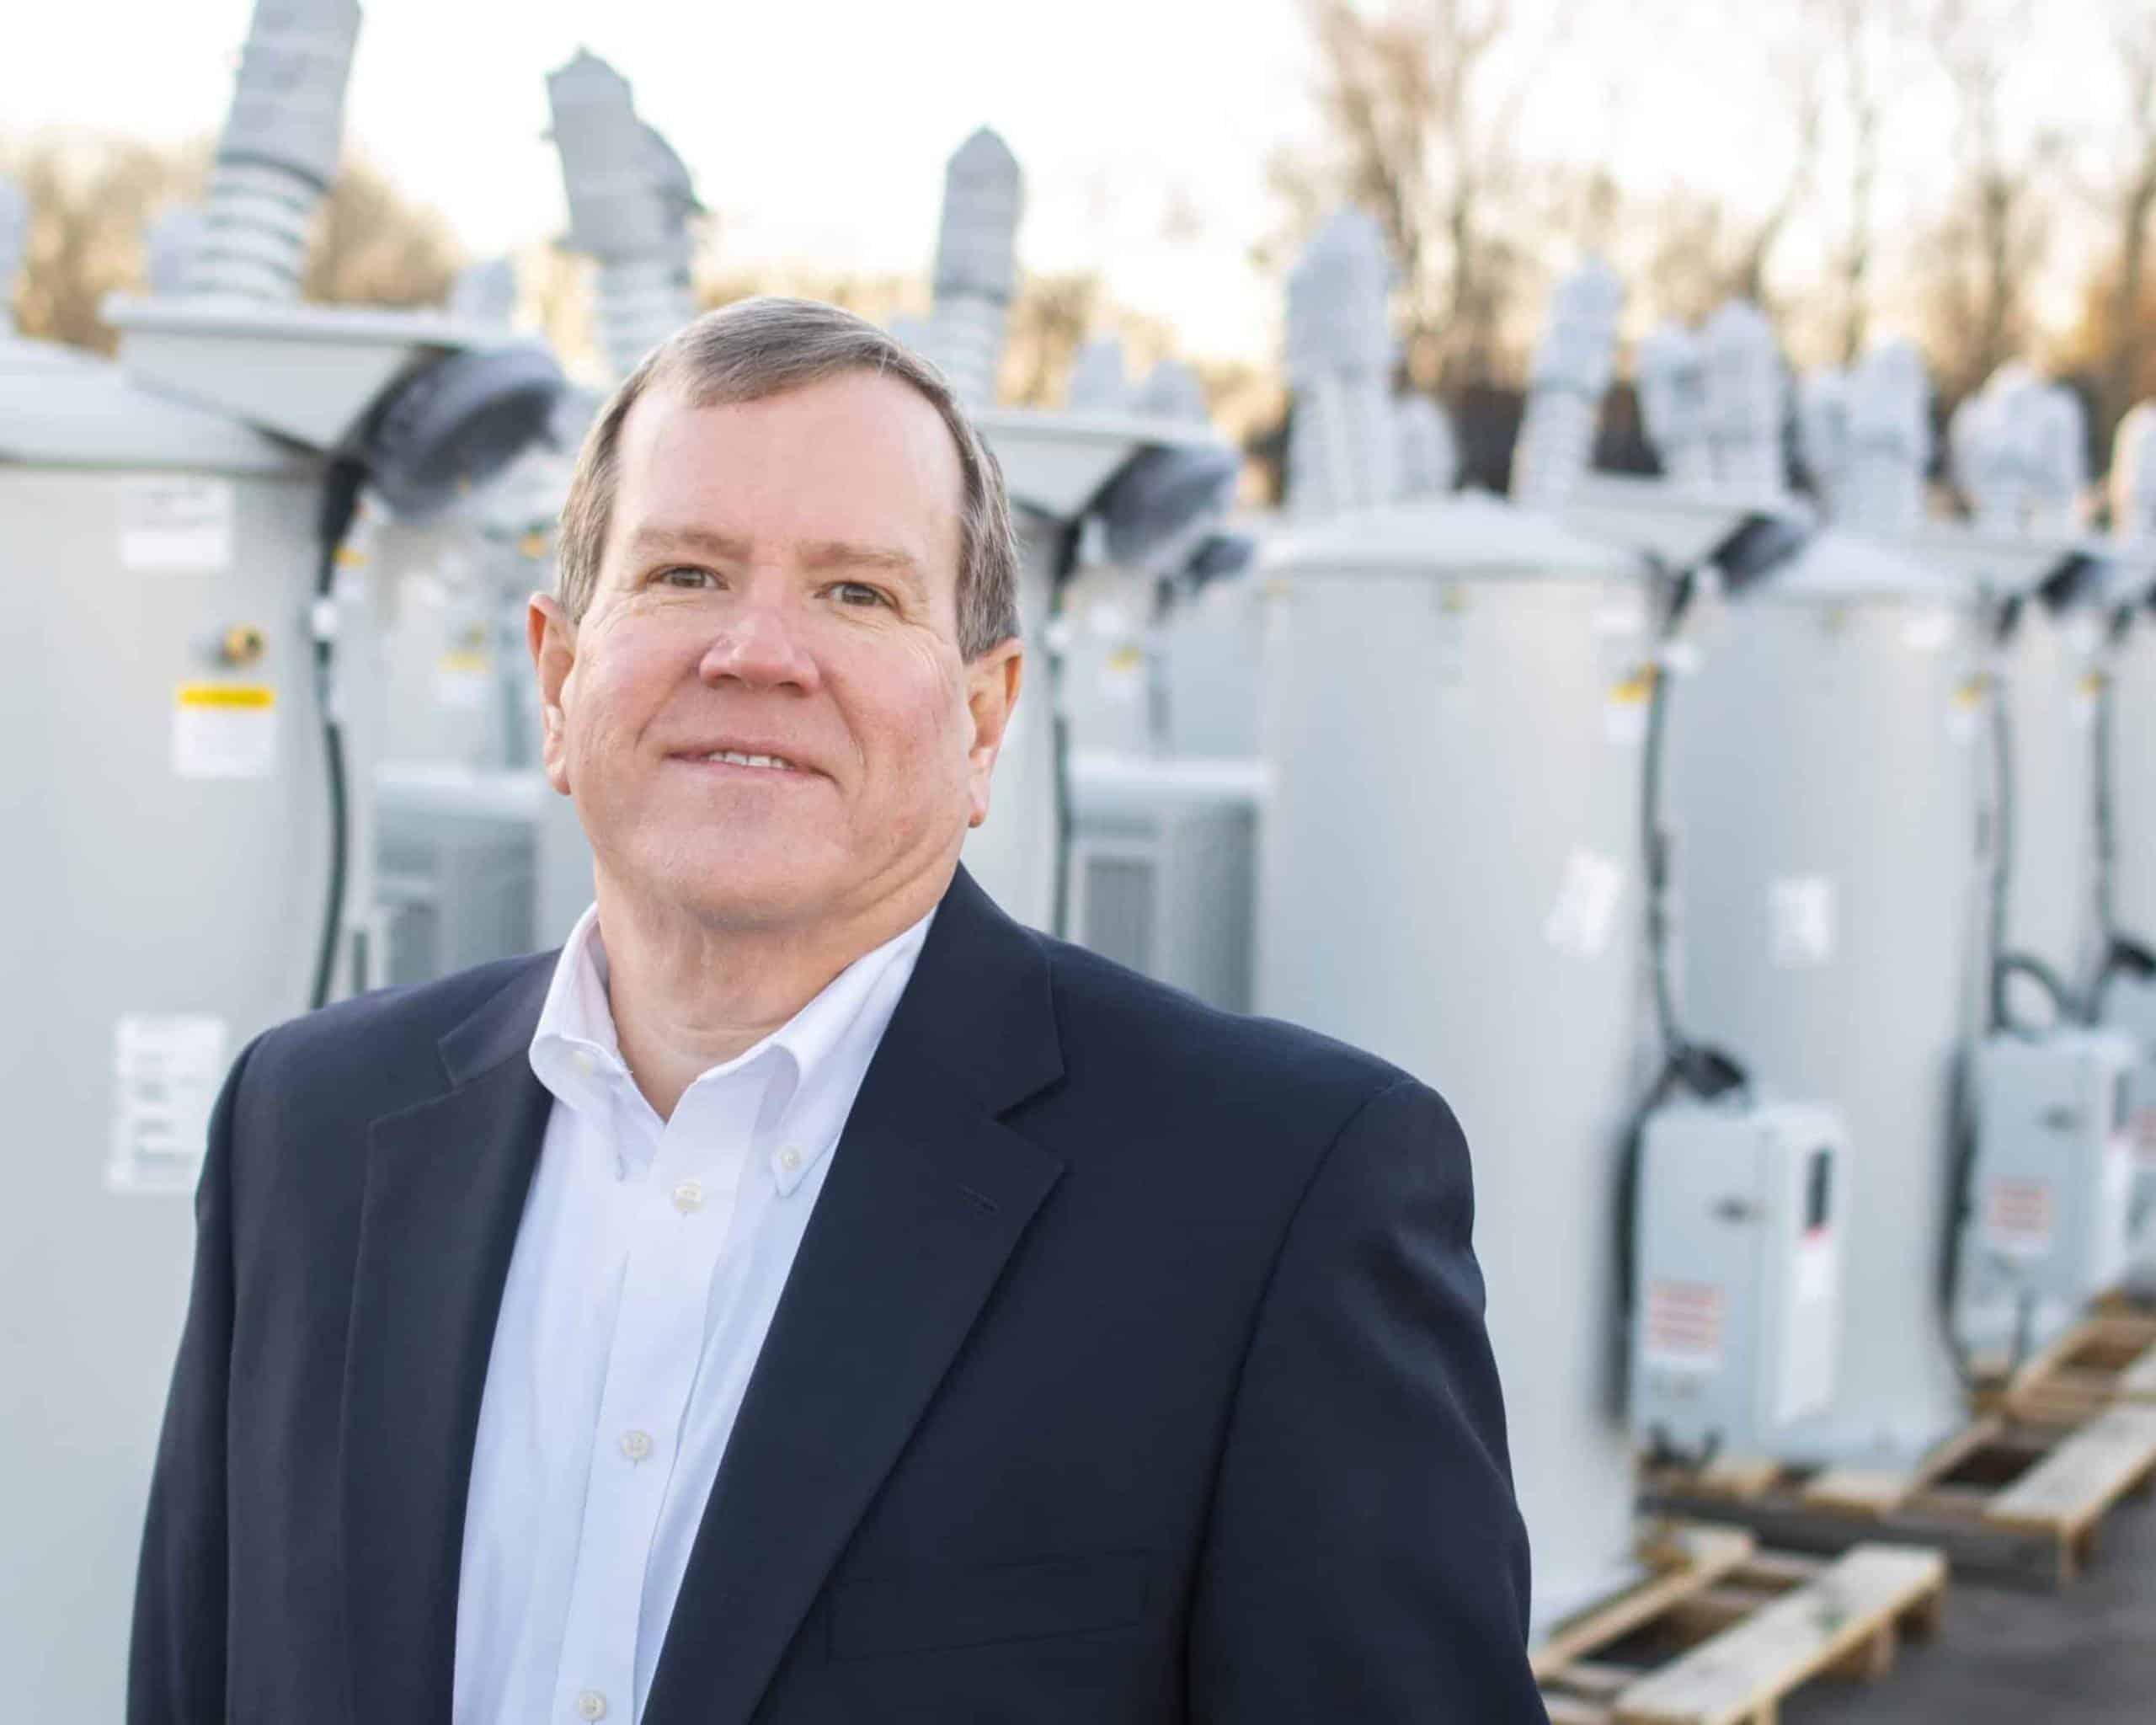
left=184, top=0, right=363, bottom=302
left=2114, top=402, right=2156, bottom=544
left=1065, top=335, right=1129, bottom=414
left=921, top=127, right=1022, bottom=410
left=1283, top=207, right=1395, bottom=517
left=1512, top=258, right=1622, bottom=510
left=1844, top=341, right=1932, bottom=531
left=1797, top=368, right=1852, bottom=513
left=1635, top=322, right=1713, bottom=489
left=1134, top=357, right=1208, bottom=424
left=1392, top=393, right=1459, bottom=499
left=1805, top=342, right=1930, bottom=531
left=1701, top=301, right=1787, bottom=497
left=1955, top=365, right=2088, bottom=536
left=547, top=49, right=701, bottom=382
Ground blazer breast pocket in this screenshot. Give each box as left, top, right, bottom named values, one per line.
left=827, top=1551, right=1152, bottom=1662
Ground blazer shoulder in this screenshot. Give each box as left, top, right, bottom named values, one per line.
left=246, top=950, right=553, bottom=1101
left=1034, top=933, right=1415, bottom=1127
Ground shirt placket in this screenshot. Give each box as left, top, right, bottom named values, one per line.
left=548, top=1072, right=764, bottom=1725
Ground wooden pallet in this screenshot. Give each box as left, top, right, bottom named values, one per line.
left=1641, top=1404, right=2156, bottom=1587
left=1971, top=1310, right=2156, bottom=1423
left=1534, top=1523, right=1945, bottom=1725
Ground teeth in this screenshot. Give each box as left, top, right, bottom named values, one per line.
left=705, top=750, right=794, bottom=771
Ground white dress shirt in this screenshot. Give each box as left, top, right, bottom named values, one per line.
left=451, top=903, right=932, bottom=1725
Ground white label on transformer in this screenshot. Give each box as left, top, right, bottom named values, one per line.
left=173, top=686, right=278, bottom=780
left=119, top=478, right=235, bottom=571
left=1983, top=1176, right=2055, bottom=1259
left=1643, top=1279, right=1724, bottom=1372
left=1769, top=876, right=1837, bottom=968
left=1901, top=609, right=1956, bottom=654
left=107, top=1013, right=228, bottom=1194
left=1544, top=848, right=1625, bottom=960
left=1593, top=596, right=1647, bottom=637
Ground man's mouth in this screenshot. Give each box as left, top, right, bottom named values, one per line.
left=700, top=750, right=800, bottom=772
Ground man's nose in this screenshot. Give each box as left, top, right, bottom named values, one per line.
left=696, top=595, right=819, bottom=692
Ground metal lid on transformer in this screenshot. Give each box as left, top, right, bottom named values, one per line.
left=1266, top=487, right=1644, bottom=582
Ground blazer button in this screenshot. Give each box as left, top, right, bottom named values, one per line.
left=575, top=1690, right=607, bottom=1721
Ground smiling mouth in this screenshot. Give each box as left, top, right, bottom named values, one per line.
left=675, top=749, right=819, bottom=777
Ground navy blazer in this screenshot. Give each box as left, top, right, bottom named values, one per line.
left=131, top=866, right=1542, bottom=1722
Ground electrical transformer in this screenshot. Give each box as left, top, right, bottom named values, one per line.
left=1255, top=490, right=1652, bottom=1634
left=1066, top=753, right=1263, bottom=1012
left=1954, top=1028, right=2140, bottom=1361
left=1629, top=1098, right=1845, bottom=1463
left=1569, top=478, right=1988, bottom=1473
left=2, top=341, right=334, bottom=1717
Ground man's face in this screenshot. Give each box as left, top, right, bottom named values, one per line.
left=529, top=371, right=1022, bottom=933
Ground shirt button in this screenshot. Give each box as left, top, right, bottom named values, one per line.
left=671, top=1178, right=704, bottom=1214
left=574, top=1690, right=607, bottom=1722
left=778, top=1145, right=803, bottom=1174
left=620, top=1429, right=652, bottom=1464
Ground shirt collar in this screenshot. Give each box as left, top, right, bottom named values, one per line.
left=528, top=901, right=935, bottom=1193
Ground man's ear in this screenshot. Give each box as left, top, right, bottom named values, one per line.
left=963, top=638, right=1024, bottom=830
left=527, top=593, right=578, bottom=796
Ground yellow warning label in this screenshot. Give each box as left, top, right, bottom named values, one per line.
left=176, top=683, right=275, bottom=710
left=1607, top=669, right=1657, bottom=705
left=1953, top=676, right=1988, bottom=709
left=2079, top=670, right=2106, bottom=697
left=1106, top=645, right=1145, bottom=674
left=438, top=650, right=490, bottom=676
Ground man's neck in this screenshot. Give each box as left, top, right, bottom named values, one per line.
left=593, top=874, right=945, bottom=1121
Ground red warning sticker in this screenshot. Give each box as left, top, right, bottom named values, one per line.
left=1984, top=1178, right=2055, bottom=1258
left=1643, top=1279, right=1724, bottom=1371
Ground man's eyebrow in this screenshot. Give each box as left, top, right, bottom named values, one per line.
left=798, top=540, right=927, bottom=592
left=624, top=523, right=753, bottom=561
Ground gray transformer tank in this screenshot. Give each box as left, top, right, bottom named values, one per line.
left=1, top=339, right=328, bottom=1719
left=1254, top=491, right=1652, bottom=1636
left=1662, top=535, right=1984, bottom=1469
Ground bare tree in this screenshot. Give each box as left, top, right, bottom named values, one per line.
left=4, top=131, right=466, bottom=352
left=302, top=157, right=462, bottom=310
left=1269, top=0, right=1581, bottom=393
left=2, top=131, right=200, bottom=352
left=1919, top=0, right=2062, bottom=396
left=2097, top=2, right=2156, bottom=425
left=1819, top=0, right=1889, bottom=361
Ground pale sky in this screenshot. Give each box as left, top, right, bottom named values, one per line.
left=0, top=0, right=2129, bottom=368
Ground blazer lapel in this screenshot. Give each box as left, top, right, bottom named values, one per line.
left=643, top=869, right=1067, bottom=1725
left=340, top=958, right=556, bottom=1725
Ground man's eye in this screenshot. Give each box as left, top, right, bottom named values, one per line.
left=832, top=582, right=890, bottom=608
left=655, top=567, right=716, bottom=590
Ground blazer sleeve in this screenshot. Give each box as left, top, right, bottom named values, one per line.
left=1186, top=1076, right=1545, bottom=1722
left=128, top=1034, right=259, bottom=1725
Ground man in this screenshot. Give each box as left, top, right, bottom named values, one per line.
left=131, top=297, right=1542, bottom=1722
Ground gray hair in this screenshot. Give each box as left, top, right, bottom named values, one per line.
left=556, top=296, right=1022, bottom=658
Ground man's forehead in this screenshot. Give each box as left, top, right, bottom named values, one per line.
left=612, top=373, right=965, bottom=567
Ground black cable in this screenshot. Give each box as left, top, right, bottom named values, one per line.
left=308, top=461, right=369, bottom=1012
left=1612, top=564, right=1748, bottom=1376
